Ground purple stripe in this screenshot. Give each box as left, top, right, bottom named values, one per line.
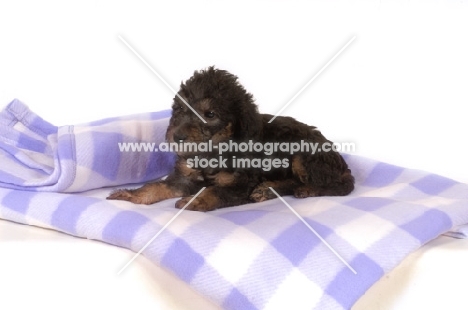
left=29, top=116, right=57, bottom=137
left=1, top=190, right=36, bottom=213
left=400, top=209, right=453, bottom=243
left=411, top=174, right=458, bottom=195
left=230, top=247, right=290, bottom=307
left=16, top=133, right=48, bottom=153
left=102, top=210, right=149, bottom=248
left=0, top=142, right=51, bottom=175
left=51, top=196, right=98, bottom=234
left=219, top=210, right=268, bottom=225
left=5, top=99, right=28, bottom=121
left=143, top=150, right=176, bottom=181
left=325, top=253, right=384, bottom=308
left=0, top=169, right=26, bottom=186
left=272, top=220, right=332, bottom=266
left=344, top=197, right=393, bottom=211
left=9, top=100, right=57, bottom=137
left=92, top=132, right=122, bottom=180
left=161, top=238, right=205, bottom=282
left=361, top=162, right=404, bottom=187
left=0, top=141, right=24, bottom=158
left=223, top=288, right=258, bottom=310
left=57, top=127, right=76, bottom=160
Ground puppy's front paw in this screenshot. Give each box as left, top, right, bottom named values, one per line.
left=250, top=183, right=277, bottom=202
left=175, top=194, right=218, bottom=212
left=107, top=182, right=184, bottom=205
left=107, top=189, right=153, bottom=205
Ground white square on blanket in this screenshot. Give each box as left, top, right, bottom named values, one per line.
left=413, top=196, right=455, bottom=208
left=263, top=268, right=322, bottom=310
left=335, top=212, right=395, bottom=252
left=206, top=226, right=268, bottom=284
left=360, top=183, right=409, bottom=198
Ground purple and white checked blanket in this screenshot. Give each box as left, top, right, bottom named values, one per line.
left=1, top=99, right=468, bottom=310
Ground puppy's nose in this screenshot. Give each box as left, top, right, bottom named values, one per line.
left=173, top=132, right=187, bottom=142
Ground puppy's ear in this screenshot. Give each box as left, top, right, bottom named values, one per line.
left=234, top=97, right=262, bottom=140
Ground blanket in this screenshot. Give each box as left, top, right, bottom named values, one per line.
left=1, top=99, right=468, bottom=310
left=0, top=99, right=174, bottom=192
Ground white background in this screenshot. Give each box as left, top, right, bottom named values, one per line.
left=1, top=1, right=468, bottom=309
left=1, top=0, right=467, bottom=183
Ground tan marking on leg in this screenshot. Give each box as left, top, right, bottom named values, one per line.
left=292, top=155, right=308, bottom=184
left=175, top=187, right=219, bottom=212
left=250, top=178, right=300, bottom=202
left=213, top=171, right=237, bottom=187
left=249, top=181, right=276, bottom=202
left=107, top=182, right=183, bottom=205
left=177, top=159, right=203, bottom=181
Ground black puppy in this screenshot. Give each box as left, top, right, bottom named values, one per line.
left=107, top=67, right=354, bottom=211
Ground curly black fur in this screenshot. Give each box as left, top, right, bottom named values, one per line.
left=107, top=66, right=354, bottom=211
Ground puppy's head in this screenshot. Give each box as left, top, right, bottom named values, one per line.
left=166, top=67, right=262, bottom=149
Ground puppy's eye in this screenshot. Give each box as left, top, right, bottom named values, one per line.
left=204, top=111, right=215, bottom=119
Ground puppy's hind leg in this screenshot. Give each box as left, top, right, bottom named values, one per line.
left=294, top=169, right=355, bottom=198
left=291, top=154, right=354, bottom=198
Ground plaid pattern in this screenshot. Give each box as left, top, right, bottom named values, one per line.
left=1, top=100, right=468, bottom=309
left=0, top=99, right=174, bottom=192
